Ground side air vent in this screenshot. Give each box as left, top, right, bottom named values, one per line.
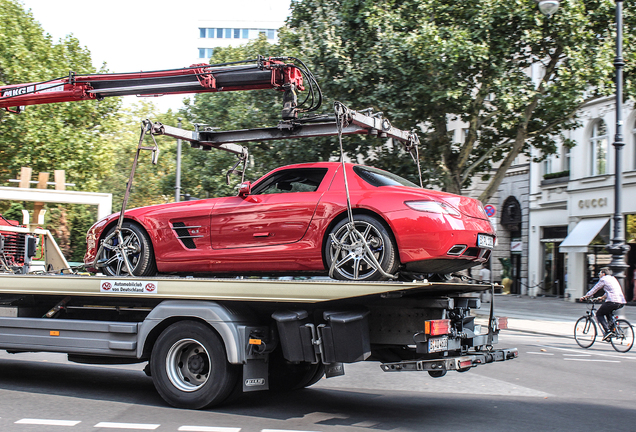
left=171, top=222, right=203, bottom=249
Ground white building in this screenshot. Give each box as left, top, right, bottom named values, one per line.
left=195, top=1, right=291, bottom=63
left=528, top=97, right=636, bottom=301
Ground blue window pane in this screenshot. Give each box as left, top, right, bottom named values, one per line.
left=242, top=29, right=249, bottom=38
left=234, top=28, right=240, bottom=38
left=217, top=28, right=223, bottom=38
left=198, top=48, right=206, bottom=58
left=224, top=28, right=231, bottom=38
left=207, top=28, right=215, bottom=38
left=199, top=28, right=206, bottom=38
left=267, top=29, right=275, bottom=39
left=206, top=48, right=214, bottom=58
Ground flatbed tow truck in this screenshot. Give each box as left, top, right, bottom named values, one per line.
left=0, top=57, right=517, bottom=409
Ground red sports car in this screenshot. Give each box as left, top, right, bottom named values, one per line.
left=84, top=162, right=495, bottom=281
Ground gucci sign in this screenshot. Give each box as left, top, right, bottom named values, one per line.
left=578, top=197, right=608, bottom=209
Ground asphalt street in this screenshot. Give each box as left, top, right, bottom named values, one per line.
left=475, top=294, right=636, bottom=337
left=0, top=295, right=634, bottom=432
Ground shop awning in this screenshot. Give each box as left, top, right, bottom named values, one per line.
left=558, top=217, right=610, bottom=253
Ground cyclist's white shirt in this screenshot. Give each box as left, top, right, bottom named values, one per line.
left=585, top=275, right=626, bottom=304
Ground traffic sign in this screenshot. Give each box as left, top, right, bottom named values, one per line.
left=484, top=204, right=496, bottom=218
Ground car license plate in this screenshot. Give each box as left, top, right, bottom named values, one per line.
left=477, top=234, right=494, bottom=249
left=428, top=336, right=448, bottom=353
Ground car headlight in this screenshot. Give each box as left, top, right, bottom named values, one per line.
left=405, top=200, right=461, bottom=217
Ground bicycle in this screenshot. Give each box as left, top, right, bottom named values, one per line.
left=574, top=299, right=634, bottom=353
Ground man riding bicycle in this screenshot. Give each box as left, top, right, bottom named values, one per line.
left=581, top=267, right=626, bottom=341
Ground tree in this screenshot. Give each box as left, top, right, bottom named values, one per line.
left=0, top=0, right=121, bottom=192
left=284, top=0, right=634, bottom=202
left=180, top=35, right=357, bottom=198
left=0, top=0, right=122, bottom=261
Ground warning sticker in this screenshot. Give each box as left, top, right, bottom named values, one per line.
left=100, top=280, right=158, bottom=294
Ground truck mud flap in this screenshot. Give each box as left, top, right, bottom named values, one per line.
left=379, top=348, right=518, bottom=373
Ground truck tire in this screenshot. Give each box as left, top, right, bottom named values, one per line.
left=268, top=349, right=325, bottom=391
left=100, top=221, right=157, bottom=277
left=150, top=321, right=239, bottom=409
left=325, top=214, right=398, bottom=281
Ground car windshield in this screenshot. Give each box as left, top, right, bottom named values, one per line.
left=353, top=165, right=419, bottom=188
left=252, top=168, right=328, bottom=194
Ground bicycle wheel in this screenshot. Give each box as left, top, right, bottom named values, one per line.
left=574, top=316, right=597, bottom=348
left=610, top=319, right=634, bottom=353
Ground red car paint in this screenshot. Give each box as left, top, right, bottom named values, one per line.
left=84, top=162, right=494, bottom=276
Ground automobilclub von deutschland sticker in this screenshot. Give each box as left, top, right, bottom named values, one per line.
left=100, top=280, right=158, bottom=294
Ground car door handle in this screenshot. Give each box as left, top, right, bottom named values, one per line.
left=253, top=232, right=272, bottom=238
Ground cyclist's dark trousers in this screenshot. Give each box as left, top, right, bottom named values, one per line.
left=596, top=302, right=624, bottom=334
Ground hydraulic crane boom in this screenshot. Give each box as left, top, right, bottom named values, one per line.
left=0, top=57, right=314, bottom=119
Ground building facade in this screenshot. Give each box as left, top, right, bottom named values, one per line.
left=528, top=97, right=636, bottom=302
left=195, top=1, right=290, bottom=63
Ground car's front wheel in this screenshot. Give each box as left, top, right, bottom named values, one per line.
left=325, top=214, right=398, bottom=281
left=99, top=221, right=157, bottom=276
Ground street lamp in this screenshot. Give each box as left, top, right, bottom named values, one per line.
left=537, top=0, right=630, bottom=295
left=606, top=0, right=631, bottom=296
left=536, top=0, right=560, bottom=17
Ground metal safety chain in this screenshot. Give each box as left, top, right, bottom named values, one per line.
left=94, top=120, right=159, bottom=275
left=329, top=101, right=397, bottom=280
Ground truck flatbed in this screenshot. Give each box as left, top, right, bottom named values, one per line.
left=0, top=274, right=490, bottom=303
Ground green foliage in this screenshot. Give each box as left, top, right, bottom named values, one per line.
left=0, top=0, right=121, bottom=192
left=543, top=170, right=570, bottom=180
left=180, top=35, right=350, bottom=197
left=0, top=0, right=123, bottom=261
left=283, top=0, right=634, bottom=200
left=1, top=202, right=24, bottom=222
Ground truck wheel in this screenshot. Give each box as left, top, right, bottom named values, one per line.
left=269, top=349, right=325, bottom=391
left=325, top=214, right=398, bottom=281
left=150, top=321, right=239, bottom=409
left=428, top=370, right=447, bottom=378
left=100, top=222, right=157, bottom=276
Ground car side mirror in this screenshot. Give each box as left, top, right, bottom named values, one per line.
left=238, top=181, right=251, bottom=197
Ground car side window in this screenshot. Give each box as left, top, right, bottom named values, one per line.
left=252, top=168, right=328, bottom=195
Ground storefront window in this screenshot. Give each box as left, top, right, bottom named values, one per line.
left=585, top=223, right=611, bottom=290
left=541, top=226, right=567, bottom=297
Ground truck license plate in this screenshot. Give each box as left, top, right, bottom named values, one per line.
left=428, top=336, right=448, bottom=353
left=477, top=234, right=494, bottom=249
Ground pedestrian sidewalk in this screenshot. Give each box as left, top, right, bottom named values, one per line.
left=473, top=294, right=636, bottom=338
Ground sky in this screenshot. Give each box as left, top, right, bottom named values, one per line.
left=20, top=0, right=292, bottom=111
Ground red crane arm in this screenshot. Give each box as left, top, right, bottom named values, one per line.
left=0, top=58, right=305, bottom=113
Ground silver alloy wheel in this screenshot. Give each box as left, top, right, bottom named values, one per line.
left=329, top=220, right=386, bottom=280
left=101, top=227, right=142, bottom=275
left=166, top=338, right=211, bottom=392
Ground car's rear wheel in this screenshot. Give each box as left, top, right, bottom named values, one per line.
left=99, top=221, right=157, bottom=276
left=325, top=214, right=398, bottom=281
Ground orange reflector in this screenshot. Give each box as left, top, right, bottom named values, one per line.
left=425, top=319, right=451, bottom=336
left=248, top=338, right=262, bottom=345
left=50, top=331, right=60, bottom=336
left=496, top=317, right=508, bottom=330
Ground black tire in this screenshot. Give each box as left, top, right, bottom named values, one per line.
left=99, top=221, right=157, bottom=276
left=325, top=214, right=398, bottom=281
left=428, top=370, right=447, bottom=378
left=150, top=321, right=239, bottom=409
left=268, top=348, right=325, bottom=391
left=610, top=319, right=634, bottom=353
left=574, top=316, right=597, bottom=348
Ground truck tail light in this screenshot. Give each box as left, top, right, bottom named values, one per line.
left=496, top=317, right=508, bottom=330
left=425, top=319, right=451, bottom=336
